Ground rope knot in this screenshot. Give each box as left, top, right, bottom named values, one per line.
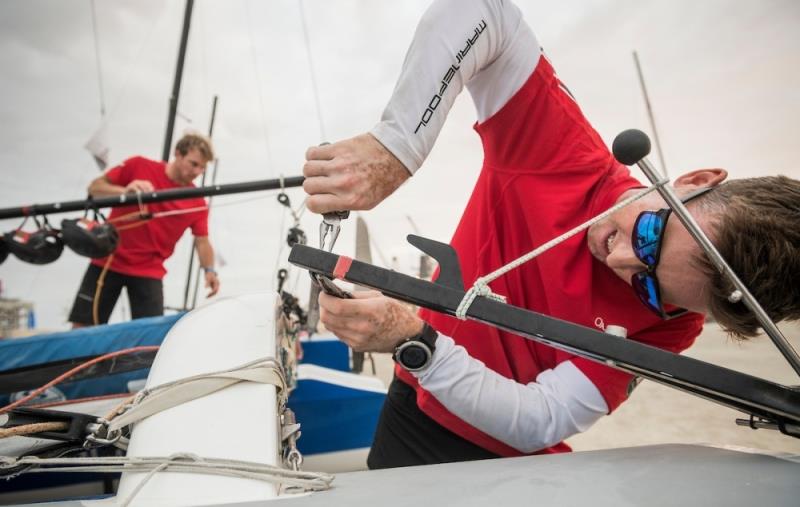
left=454, top=279, right=506, bottom=321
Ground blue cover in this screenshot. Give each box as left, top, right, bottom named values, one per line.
left=0, top=314, right=182, bottom=405
left=300, top=337, right=350, bottom=372
left=0, top=314, right=182, bottom=369
left=289, top=379, right=384, bottom=454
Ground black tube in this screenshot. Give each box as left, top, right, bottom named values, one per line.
left=161, top=0, right=195, bottom=162
left=288, top=240, right=800, bottom=433
left=0, top=175, right=305, bottom=220
left=182, top=95, right=220, bottom=310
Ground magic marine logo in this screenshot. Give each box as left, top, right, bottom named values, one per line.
left=414, top=19, right=487, bottom=134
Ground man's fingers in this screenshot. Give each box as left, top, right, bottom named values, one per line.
left=303, top=159, right=334, bottom=178
left=320, top=291, right=374, bottom=319
left=302, top=175, right=340, bottom=196
left=351, top=290, right=382, bottom=300
left=305, top=143, right=336, bottom=162
left=319, top=291, right=354, bottom=316
left=306, top=193, right=348, bottom=215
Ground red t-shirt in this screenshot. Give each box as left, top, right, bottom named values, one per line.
left=396, top=57, right=704, bottom=456
left=90, top=156, right=209, bottom=280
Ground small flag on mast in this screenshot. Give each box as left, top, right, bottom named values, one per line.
left=84, top=122, right=110, bottom=170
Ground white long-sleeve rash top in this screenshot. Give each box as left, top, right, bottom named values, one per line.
left=369, top=0, right=609, bottom=454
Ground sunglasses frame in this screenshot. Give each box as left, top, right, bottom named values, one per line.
left=630, top=187, right=713, bottom=319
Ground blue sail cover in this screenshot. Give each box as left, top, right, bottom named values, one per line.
left=0, top=314, right=182, bottom=405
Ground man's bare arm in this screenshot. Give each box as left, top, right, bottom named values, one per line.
left=194, top=236, right=220, bottom=297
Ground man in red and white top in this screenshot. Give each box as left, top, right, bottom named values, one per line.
left=69, top=133, right=220, bottom=327
left=303, top=0, right=800, bottom=468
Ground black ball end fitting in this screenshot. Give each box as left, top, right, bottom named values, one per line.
left=612, top=129, right=652, bottom=166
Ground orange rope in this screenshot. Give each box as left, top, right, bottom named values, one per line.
left=87, top=203, right=209, bottom=324
left=0, top=421, right=70, bottom=439
left=0, top=346, right=160, bottom=416
left=92, top=254, right=115, bottom=326
left=108, top=209, right=148, bottom=224
left=114, top=220, right=148, bottom=231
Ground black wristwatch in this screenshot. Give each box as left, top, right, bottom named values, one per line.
left=393, top=323, right=438, bottom=372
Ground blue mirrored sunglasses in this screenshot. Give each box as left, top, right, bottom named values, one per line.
left=630, top=187, right=713, bottom=319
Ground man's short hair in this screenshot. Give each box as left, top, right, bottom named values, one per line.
left=696, top=175, right=800, bottom=338
left=175, top=133, right=214, bottom=162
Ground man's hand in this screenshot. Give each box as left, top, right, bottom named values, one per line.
left=204, top=270, right=220, bottom=297
left=125, top=179, right=155, bottom=193
left=319, top=290, right=424, bottom=353
left=303, top=133, right=410, bottom=214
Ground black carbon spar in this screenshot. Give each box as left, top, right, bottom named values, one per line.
left=289, top=237, right=800, bottom=438
left=0, top=175, right=305, bottom=221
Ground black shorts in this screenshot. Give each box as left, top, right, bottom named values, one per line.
left=367, top=376, right=500, bottom=469
left=68, top=264, right=164, bottom=325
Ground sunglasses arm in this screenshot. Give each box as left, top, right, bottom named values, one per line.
left=613, top=129, right=800, bottom=377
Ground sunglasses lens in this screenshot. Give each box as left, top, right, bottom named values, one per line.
left=633, top=212, right=664, bottom=266
left=632, top=271, right=662, bottom=316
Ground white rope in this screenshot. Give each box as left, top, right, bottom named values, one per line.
left=0, top=453, right=335, bottom=499
left=121, top=460, right=170, bottom=507
left=455, top=182, right=667, bottom=319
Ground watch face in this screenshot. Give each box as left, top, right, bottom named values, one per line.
left=398, top=343, right=430, bottom=371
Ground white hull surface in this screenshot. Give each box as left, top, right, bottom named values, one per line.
left=114, top=294, right=283, bottom=505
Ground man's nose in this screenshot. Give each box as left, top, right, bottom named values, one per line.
left=606, top=247, right=647, bottom=279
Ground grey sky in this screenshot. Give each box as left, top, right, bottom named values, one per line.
left=0, top=0, right=798, bottom=330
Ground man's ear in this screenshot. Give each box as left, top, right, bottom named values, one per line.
left=674, top=168, right=728, bottom=189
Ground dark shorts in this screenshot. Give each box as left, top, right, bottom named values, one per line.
left=68, top=264, right=164, bottom=325
left=367, top=376, right=500, bottom=469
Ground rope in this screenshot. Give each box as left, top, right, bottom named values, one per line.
left=0, top=421, right=69, bottom=439
left=0, top=346, right=160, bottom=416
left=92, top=253, right=114, bottom=325
left=455, top=183, right=667, bottom=319
left=107, top=189, right=296, bottom=224
left=105, top=357, right=287, bottom=433
left=152, top=205, right=209, bottom=218
left=0, top=454, right=335, bottom=496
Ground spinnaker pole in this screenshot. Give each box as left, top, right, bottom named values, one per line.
left=0, top=176, right=305, bottom=221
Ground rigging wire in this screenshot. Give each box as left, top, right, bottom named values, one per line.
left=88, top=0, right=106, bottom=117
left=298, top=0, right=327, bottom=141
left=633, top=51, right=668, bottom=177
left=197, top=0, right=210, bottom=117
left=244, top=0, right=275, bottom=173
left=105, top=1, right=174, bottom=125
